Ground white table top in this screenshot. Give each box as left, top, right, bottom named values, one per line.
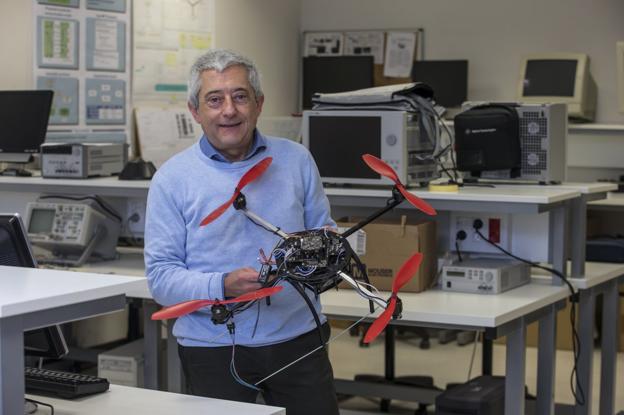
left=532, top=261, right=624, bottom=290
left=0, top=266, right=144, bottom=317
left=0, top=175, right=583, bottom=204
left=27, top=384, right=285, bottom=414
left=588, top=191, right=624, bottom=208
left=62, top=248, right=151, bottom=299
left=0, top=175, right=149, bottom=197
left=324, top=184, right=580, bottom=204
left=522, top=182, right=617, bottom=195
left=321, top=278, right=569, bottom=328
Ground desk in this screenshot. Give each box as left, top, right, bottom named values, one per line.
left=588, top=190, right=624, bottom=210
left=534, top=262, right=624, bottom=415
left=325, top=184, right=581, bottom=280
left=0, top=266, right=144, bottom=414
left=322, top=279, right=569, bottom=415
left=27, top=384, right=285, bottom=414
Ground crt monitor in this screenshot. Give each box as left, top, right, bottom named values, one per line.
left=302, top=55, right=375, bottom=110
left=517, top=52, right=597, bottom=122
left=0, top=90, right=53, bottom=172
left=411, top=60, right=468, bottom=108
left=0, top=213, right=68, bottom=359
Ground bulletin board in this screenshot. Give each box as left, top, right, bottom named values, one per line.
left=33, top=0, right=131, bottom=144
left=302, top=28, right=424, bottom=87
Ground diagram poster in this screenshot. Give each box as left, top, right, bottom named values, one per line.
left=34, top=0, right=131, bottom=144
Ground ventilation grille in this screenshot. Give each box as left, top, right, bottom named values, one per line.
left=519, top=111, right=548, bottom=176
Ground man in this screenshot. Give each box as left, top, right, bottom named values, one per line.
left=144, top=49, right=339, bottom=415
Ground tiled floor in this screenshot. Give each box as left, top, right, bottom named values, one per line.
left=328, top=326, right=624, bottom=414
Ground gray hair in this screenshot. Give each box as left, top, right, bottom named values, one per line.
left=187, top=49, right=263, bottom=110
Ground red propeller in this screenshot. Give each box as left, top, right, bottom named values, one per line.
left=151, top=286, right=283, bottom=320
left=362, top=154, right=437, bottom=216
left=200, top=157, right=273, bottom=226
left=363, top=252, right=423, bottom=343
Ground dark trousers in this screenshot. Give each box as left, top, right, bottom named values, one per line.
left=178, top=323, right=339, bottom=415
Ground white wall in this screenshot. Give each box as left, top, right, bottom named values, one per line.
left=0, top=0, right=300, bottom=116
left=301, top=0, right=624, bottom=124
left=0, top=1, right=34, bottom=89
left=215, top=0, right=300, bottom=116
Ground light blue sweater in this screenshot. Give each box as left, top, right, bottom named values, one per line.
left=144, top=133, right=335, bottom=347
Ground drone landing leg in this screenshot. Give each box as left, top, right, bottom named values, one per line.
left=286, top=280, right=325, bottom=348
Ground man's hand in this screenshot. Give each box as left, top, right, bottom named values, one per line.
left=224, top=267, right=262, bottom=298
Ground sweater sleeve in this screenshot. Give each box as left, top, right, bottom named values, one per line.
left=144, top=174, right=225, bottom=306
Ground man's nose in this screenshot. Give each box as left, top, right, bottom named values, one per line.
left=221, top=96, right=237, bottom=116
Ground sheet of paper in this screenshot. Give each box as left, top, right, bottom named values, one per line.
left=303, top=32, right=343, bottom=56
left=133, top=0, right=215, bottom=101
left=344, top=31, right=385, bottom=64
left=135, top=107, right=200, bottom=167
left=383, top=31, right=417, bottom=78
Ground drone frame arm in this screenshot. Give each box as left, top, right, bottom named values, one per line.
left=233, top=193, right=289, bottom=238
left=341, top=187, right=404, bottom=238
left=338, top=271, right=388, bottom=310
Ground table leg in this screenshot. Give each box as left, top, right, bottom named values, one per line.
left=569, top=196, right=586, bottom=278
left=0, top=316, right=25, bottom=415
left=482, top=337, right=493, bottom=376
left=599, top=279, right=618, bottom=415
left=505, top=323, right=526, bottom=415
left=536, top=304, right=557, bottom=415
left=575, top=289, right=595, bottom=415
left=549, top=202, right=568, bottom=284
left=142, top=299, right=159, bottom=390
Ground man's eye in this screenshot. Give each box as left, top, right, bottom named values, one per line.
left=206, top=96, right=223, bottom=107
left=232, top=93, right=249, bottom=104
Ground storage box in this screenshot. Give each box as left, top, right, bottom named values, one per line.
left=98, top=339, right=144, bottom=387
left=336, top=216, right=437, bottom=293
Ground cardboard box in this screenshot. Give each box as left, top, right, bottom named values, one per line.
left=336, top=216, right=437, bottom=293
left=98, top=339, right=144, bottom=387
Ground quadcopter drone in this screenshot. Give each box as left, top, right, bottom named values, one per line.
left=152, top=154, right=437, bottom=346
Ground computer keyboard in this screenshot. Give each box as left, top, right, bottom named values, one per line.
left=25, top=367, right=109, bottom=399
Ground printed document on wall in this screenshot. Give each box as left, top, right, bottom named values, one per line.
left=383, top=31, right=417, bottom=78
left=135, top=107, right=199, bottom=167
left=133, top=0, right=215, bottom=102
left=344, top=31, right=385, bottom=64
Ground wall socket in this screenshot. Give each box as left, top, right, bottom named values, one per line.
left=450, top=212, right=511, bottom=254
left=126, top=198, right=147, bottom=235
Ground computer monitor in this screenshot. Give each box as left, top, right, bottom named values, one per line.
left=411, top=60, right=468, bottom=108
left=517, top=52, right=597, bottom=122
left=302, top=56, right=375, bottom=110
left=0, top=213, right=68, bottom=359
left=0, top=90, right=53, bottom=175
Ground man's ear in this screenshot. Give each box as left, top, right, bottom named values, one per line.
left=188, top=102, right=201, bottom=123
left=256, top=95, right=265, bottom=114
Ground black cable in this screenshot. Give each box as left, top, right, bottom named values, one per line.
left=25, top=398, right=54, bottom=414
left=472, top=226, right=585, bottom=405
left=455, top=240, right=463, bottom=262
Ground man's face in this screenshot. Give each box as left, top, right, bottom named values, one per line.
left=189, top=65, right=264, bottom=161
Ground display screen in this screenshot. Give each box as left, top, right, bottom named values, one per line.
left=411, top=60, right=468, bottom=108
left=308, top=116, right=381, bottom=180
left=446, top=270, right=465, bottom=277
left=302, top=56, right=374, bottom=110
left=0, top=90, right=53, bottom=155
left=28, top=208, right=56, bottom=234
left=522, top=59, right=577, bottom=97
